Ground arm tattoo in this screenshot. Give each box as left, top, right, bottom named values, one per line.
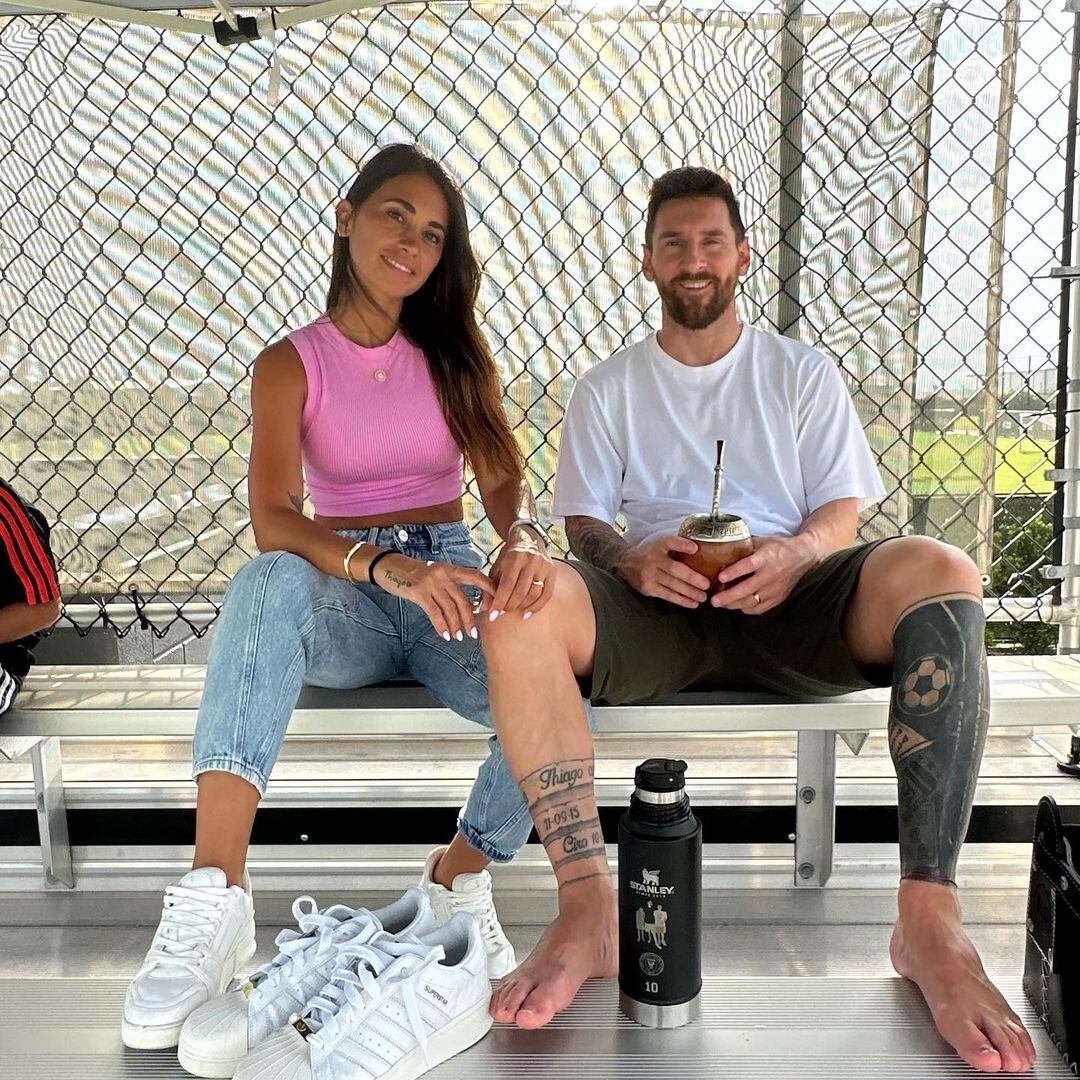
left=381, top=569, right=412, bottom=590
left=888, top=597, right=989, bottom=886
left=288, top=491, right=304, bottom=514
left=518, top=756, right=608, bottom=883
left=566, top=516, right=629, bottom=574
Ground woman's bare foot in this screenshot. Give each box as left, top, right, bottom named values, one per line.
left=890, top=880, right=1036, bottom=1073
left=490, top=877, right=618, bottom=1028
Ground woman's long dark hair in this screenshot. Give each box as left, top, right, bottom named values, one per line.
left=327, top=144, right=520, bottom=479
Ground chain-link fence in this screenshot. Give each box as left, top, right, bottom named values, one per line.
left=0, top=0, right=1076, bottom=643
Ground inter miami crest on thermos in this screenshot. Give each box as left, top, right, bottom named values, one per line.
left=618, top=758, right=702, bottom=1027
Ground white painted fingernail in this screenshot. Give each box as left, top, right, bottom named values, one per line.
left=442, top=631, right=451, bottom=641
left=523, top=611, right=532, bottom=620
left=455, top=630, right=463, bottom=641
left=470, top=628, right=478, bottom=639
left=489, top=610, right=500, bottom=621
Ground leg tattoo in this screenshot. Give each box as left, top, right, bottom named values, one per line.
left=889, top=596, right=989, bottom=885
left=518, top=757, right=608, bottom=886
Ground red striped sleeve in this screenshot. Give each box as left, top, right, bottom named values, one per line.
left=0, top=487, right=59, bottom=605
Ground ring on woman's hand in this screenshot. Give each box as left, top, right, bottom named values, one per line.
left=531, top=579, right=545, bottom=588
left=752, top=591, right=762, bottom=605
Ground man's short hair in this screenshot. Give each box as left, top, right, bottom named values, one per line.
left=644, top=167, right=746, bottom=247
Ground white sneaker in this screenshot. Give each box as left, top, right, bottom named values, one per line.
left=233, top=912, right=492, bottom=1080
left=178, top=888, right=437, bottom=1078
left=122, top=867, right=257, bottom=1050
left=419, top=847, right=516, bottom=978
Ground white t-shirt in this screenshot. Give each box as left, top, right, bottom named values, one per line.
left=551, top=324, right=886, bottom=547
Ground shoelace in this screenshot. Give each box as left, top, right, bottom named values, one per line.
left=248, top=897, right=373, bottom=997
left=142, top=883, right=234, bottom=976
left=442, top=880, right=504, bottom=946
left=301, top=935, right=445, bottom=1066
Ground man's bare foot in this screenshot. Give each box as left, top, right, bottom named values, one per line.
left=490, top=877, right=618, bottom=1028
left=890, top=879, right=1036, bottom=1073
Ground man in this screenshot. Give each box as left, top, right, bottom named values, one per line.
left=480, top=166, right=1036, bottom=1073
left=0, top=478, right=61, bottom=713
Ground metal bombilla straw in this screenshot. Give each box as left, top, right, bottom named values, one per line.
left=710, top=439, right=725, bottom=521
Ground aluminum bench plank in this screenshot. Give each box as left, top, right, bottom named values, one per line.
left=3, top=655, right=1078, bottom=736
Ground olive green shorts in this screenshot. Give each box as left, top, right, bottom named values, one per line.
left=568, top=537, right=897, bottom=705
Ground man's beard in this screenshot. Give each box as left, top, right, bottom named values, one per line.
left=657, top=273, right=737, bottom=331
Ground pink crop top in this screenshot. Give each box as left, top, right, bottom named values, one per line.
left=287, top=316, right=464, bottom=517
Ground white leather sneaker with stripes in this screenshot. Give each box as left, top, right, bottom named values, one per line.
left=122, top=867, right=257, bottom=1050
left=233, top=912, right=493, bottom=1080
left=418, top=847, right=516, bottom=979
left=178, top=888, right=438, bottom=1078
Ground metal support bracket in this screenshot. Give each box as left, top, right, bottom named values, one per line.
left=838, top=730, right=869, bottom=756
left=795, top=730, right=836, bottom=888
left=1058, top=733, right=1080, bottom=777
left=29, top=737, right=74, bottom=889
left=1042, top=566, right=1080, bottom=580
left=0, top=733, right=45, bottom=761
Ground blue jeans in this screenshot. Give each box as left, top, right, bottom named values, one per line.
left=192, top=522, right=534, bottom=862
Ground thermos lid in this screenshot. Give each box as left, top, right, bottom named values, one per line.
left=634, top=758, right=688, bottom=793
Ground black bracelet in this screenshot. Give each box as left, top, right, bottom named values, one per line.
left=367, top=548, right=396, bottom=585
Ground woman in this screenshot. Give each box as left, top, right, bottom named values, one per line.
left=122, top=144, right=552, bottom=1053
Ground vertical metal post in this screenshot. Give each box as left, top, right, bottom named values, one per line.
left=1056, top=10, right=1080, bottom=656
left=30, top=737, right=74, bottom=889
left=795, top=730, right=836, bottom=888
left=1051, top=11, right=1080, bottom=775
left=1058, top=267, right=1080, bottom=659
left=776, top=0, right=805, bottom=339
left=974, top=3, right=1021, bottom=578
left=896, top=7, right=945, bottom=541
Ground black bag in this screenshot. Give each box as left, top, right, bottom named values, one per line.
left=1023, top=795, right=1080, bottom=1073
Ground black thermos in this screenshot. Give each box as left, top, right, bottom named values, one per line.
left=617, top=757, right=702, bottom=1028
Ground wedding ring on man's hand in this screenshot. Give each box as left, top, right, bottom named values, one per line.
left=531, top=579, right=545, bottom=588
left=753, top=591, right=762, bottom=605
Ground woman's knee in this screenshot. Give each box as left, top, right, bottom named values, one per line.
left=224, top=550, right=324, bottom=616
left=207, top=551, right=324, bottom=676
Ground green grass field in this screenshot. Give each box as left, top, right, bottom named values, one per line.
left=18, top=427, right=1057, bottom=499
left=910, top=432, right=1053, bottom=497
